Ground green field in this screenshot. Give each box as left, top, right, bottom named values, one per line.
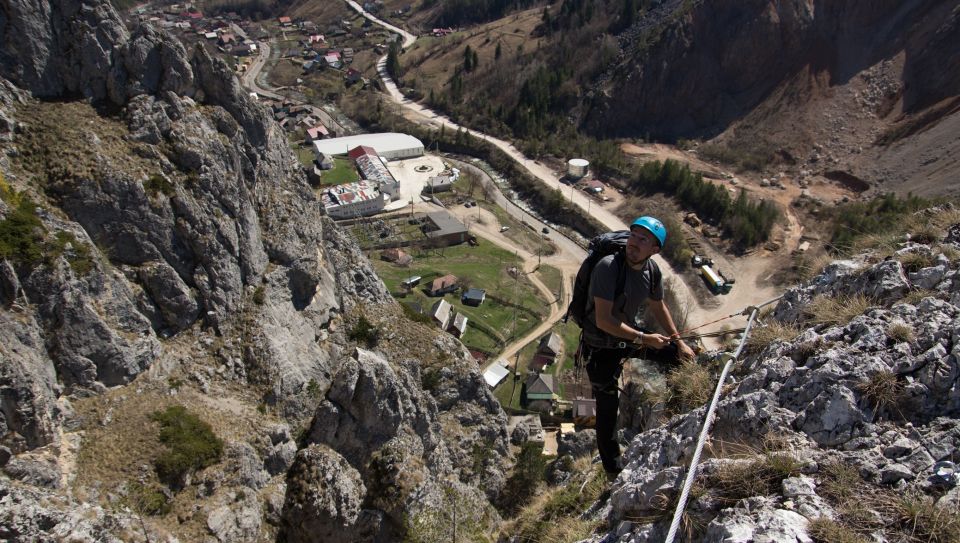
left=371, top=243, right=551, bottom=355
left=319, top=157, right=361, bottom=185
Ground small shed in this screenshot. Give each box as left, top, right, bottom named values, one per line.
left=400, top=276, right=421, bottom=289
left=428, top=274, right=458, bottom=296
left=380, top=248, right=412, bottom=266
left=448, top=313, right=468, bottom=338
left=531, top=332, right=562, bottom=370
left=483, top=361, right=510, bottom=388
left=572, top=397, right=597, bottom=428
left=461, top=288, right=486, bottom=307
left=430, top=299, right=453, bottom=330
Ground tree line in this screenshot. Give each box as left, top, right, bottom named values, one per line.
left=628, top=159, right=781, bottom=250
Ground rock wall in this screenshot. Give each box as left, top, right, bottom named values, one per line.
left=0, top=0, right=510, bottom=540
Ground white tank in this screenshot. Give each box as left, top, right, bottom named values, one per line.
left=567, top=158, right=589, bottom=179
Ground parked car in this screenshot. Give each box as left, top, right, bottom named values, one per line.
left=500, top=226, right=510, bottom=232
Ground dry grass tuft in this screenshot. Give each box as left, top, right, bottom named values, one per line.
left=804, top=294, right=874, bottom=327
left=856, top=370, right=904, bottom=413
left=898, top=288, right=939, bottom=306
left=705, top=452, right=802, bottom=504
left=666, top=359, right=714, bottom=411
left=885, top=322, right=914, bottom=343
left=794, top=251, right=837, bottom=282
left=896, top=251, right=934, bottom=273
left=888, top=493, right=960, bottom=543
left=808, top=518, right=871, bottom=543
left=745, top=321, right=801, bottom=355
left=907, top=224, right=943, bottom=245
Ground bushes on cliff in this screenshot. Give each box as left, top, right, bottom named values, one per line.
left=151, top=405, right=223, bottom=487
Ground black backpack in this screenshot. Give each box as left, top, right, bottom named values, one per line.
left=565, top=231, right=629, bottom=327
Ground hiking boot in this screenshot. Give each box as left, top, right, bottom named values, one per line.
left=605, top=468, right=621, bottom=482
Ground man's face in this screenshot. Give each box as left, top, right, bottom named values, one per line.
left=626, top=226, right=660, bottom=265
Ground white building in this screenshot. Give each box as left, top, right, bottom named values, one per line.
left=313, top=132, right=424, bottom=160
left=321, top=180, right=386, bottom=219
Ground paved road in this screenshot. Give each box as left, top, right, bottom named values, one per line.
left=242, top=41, right=351, bottom=136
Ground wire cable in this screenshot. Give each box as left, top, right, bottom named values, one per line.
left=663, top=295, right=782, bottom=543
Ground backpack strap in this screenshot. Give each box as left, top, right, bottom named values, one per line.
left=613, top=251, right=627, bottom=301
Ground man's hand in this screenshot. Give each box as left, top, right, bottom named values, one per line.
left=642, top=332, right=673, bottom=349
left=676, top=339, right=696, bottom=360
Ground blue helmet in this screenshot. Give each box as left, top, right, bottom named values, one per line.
left=631, top=216, right=666, bottom=247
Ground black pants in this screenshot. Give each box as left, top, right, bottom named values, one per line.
left=583, top=341, right=683, bottom=474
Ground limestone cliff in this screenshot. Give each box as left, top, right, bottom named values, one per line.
left=0, top=0, right=509, bottom=541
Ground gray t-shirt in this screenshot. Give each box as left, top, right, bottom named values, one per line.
left=583, top=254, right=663, bottom=348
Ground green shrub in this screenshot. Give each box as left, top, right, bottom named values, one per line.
left=127, top=481, right=171, bottom=516
left=50, top=231, right=94, bottom=275
left=151, top=405, right=223, bottom=487
left=401, top=302, right=433, bottom=324
left=252, top=285, right=266, bottom=305
left=349, top=314, right=380, bottom=346
left=144, top=174, right=175, bottom=197
left=0, top=197, right=45, bottom=266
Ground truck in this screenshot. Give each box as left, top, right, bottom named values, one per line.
left=700, top=264, right=733, bottom=295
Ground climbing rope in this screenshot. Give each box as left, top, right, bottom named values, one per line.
left=663, top=295, right=783, bottom=543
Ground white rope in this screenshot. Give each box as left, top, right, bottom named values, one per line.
left=663, top=295, right=782, bottom=543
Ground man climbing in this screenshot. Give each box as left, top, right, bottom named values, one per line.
left=581, top=216, right=695, bottom=480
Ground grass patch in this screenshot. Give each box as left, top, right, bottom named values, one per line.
left=151, top=405, right=224, bottom=487
left=666, top=359, right=713, bottom=412
left=500, top=459, right=606, bottom=542
left=704, top=452, right=802, bottom=504
left=896, top=251, right=934, bottom=273
left=316, top=157, right=360, bottom=186
left=804, top=294, right=874, bottom=327
left=885, top=322, right=914, bottom=343
left=889, top=493, right=960, bottom=543
left=809, top=518, right=870, bottom=543
left=745, top=321, right=801, bottom=355
left=495, top=442, right=547, bottom=517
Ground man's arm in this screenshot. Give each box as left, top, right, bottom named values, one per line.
left=647, top=298, right=695, bottom=358
left=593, top=297, right=672, bottom=348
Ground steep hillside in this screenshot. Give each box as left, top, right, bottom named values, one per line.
left=584, top=0, right=960, bottom=196
left=0, top=0, right=509, bottom=541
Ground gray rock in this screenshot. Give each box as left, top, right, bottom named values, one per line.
left=206, top=492, right=261, bottom=543
left=782, top=476, right=816, bottom=497
left=282, top=444, right=368, bottom=543
left=704, top=500, right=812, bottom=543
left=3, top=456, right=61, bottom=489
left=265, top=441, right=297, bottom=476
left=880, top=462, right=914, bottom=484
left=557, top=429, right=596, bottom=458
left=137, top=260, right=199, bottom=331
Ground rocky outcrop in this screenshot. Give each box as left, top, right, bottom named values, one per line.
left=582, top=223, right=960, bottom=541
left=0, top=1, right=509, bottom=542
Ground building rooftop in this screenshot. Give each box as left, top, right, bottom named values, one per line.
left=313, top=133, right=424, bottom=158
left=424, top=211, right=467, bottom=238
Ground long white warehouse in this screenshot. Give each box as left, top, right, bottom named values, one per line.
left=313, top=132, right=424, bottom=160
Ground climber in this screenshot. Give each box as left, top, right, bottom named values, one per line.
left=579, top=216, right=695, bottom=480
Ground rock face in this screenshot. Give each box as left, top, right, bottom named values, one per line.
left=584, top=223, right=960, bottom=542
left=583, top=0, right=960, bottom=140
left=0, top=0, right=509, bottom=540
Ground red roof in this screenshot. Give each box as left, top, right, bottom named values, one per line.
left=278, top=16, right=292, bottom=23
left=348, top=145, right=378, bottom=159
